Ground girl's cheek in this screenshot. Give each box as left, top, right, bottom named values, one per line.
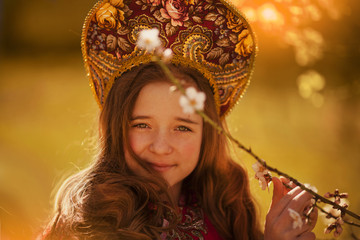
left=128, top=132, right=137, bottom=150
left=129, top=133, right=148, bottom=154
left=181, top=142, right=201, bottom=157
left=129, top=136, right=139, bottom=153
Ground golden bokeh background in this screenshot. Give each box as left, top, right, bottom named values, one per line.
left=0, top=0, right=359, bottom=239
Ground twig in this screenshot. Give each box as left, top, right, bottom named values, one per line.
left=155, top=57, right=360, bottom=225
left=316, top=204, right=360, bottom=228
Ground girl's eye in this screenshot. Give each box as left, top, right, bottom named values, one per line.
left=132, top=123, right=149, bottom=129
left=176, top=126, right=192, bottom=132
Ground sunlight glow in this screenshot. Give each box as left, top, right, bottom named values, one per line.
left=258, top=3, right=284, bottom=29
left=297, top=70, right=326, bottom=107
left=242, top=7, right=257, bottom=22
left=235, top=0, right=344, bottom=67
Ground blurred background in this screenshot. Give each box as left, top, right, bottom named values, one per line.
left=0, top=0, right=359, bottom=239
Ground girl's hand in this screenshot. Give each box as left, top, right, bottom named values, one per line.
left=264, top=177, right=318, bottom=240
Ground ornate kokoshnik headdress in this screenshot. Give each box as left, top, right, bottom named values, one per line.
left=81, top=0, right=256, bottom=117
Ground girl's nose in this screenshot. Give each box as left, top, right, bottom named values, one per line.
left=149, top=132, right=173, bottom=155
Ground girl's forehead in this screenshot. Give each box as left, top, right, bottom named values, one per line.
left=138, top=80, right=197, bottom=96
left=136, top=82, right=180, bottom=105
left=132, top=81, right=202, bottom=122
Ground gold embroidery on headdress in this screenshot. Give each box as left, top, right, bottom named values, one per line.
left=82, top=0, right=257, bottom=117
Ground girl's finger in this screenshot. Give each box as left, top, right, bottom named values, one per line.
left=298, top=207, right=318, bottom=235
left=267, top=186, right=303, bottom=219
left=287, top=190, right=314, bottom=213
left=297, top=232, right=316, bottom=240
left=280, top=202, right=318, bottom=238
left=270, top=177, right=286, bottom=209
left=270, top=193, right=316, bottom=237
left=279, top=176, right=296, bottom=191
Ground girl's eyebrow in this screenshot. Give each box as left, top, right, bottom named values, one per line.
left=131, top=116, right=199, bottom=125
left=131, top=115, right=151, bottom=120
left=176, top=117, right=200, bottom=125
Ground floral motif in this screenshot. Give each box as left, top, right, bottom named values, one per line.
left=160, top=0, right=190, bottom=27
left=226, top=10, right=243, bottom=33
left=147, top=0, right=161, bottom=6
left=87, top=25, right=106, bottom=51
left=106, top=34, right=117, bottom=52
left=235, top=29, right=253, bottom=57
left=165, top=207, right=207, bottom=239
left=93, top=35, right=106, bottom=50
left=96, top=3, right=125, bottom=29
left=184, top=0, right=195, bottom=5
left=214, top=26, right=230, bottom=40
left=110, top=0, right=124, bottom=8
left=205, top=8, right=254, bottom=65
left=84, top=0, right=256, bottom=116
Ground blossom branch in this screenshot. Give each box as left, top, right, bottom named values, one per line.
left=212, top=116, right=360, bottom=223
left=135, top=28, right=360, bottom=234
left=155, top=57, right=186, bottom=94
left=156, top=57, right=360, bottom=225
left=316, top=204, right=360, bottom=228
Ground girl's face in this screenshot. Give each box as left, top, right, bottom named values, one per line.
left=126, top=81, right=203, bottom=194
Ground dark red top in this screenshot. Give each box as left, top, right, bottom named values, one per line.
left=159, top=192, right=223, bottom=240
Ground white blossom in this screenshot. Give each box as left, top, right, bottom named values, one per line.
left=179, top=87, right=206, bottom=114
left=252, top=162, right=271, bottom=190
left=288, top=208, right=303, bottom=229
left=321, top=199, right=349, bottom=225
left=162, top=48, right=173, bottom=62
left=304, top=183, right=318, bottom=193
left=324, top=216, right=345, bottom=237
left=136, top=28, right=161, bottom=52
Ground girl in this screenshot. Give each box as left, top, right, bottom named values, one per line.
left=40, top=0, right=317, bottom=239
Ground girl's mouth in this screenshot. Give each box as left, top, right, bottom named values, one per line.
left=149, top=163, right=175, bottom=172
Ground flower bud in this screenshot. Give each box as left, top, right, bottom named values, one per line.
left=336, top=217, right=344, bottom=225
left=304, top=183, right=318, bottom=193
left=334, top=225, right=343, bottom=237
left=324, top=225, right=334, bottom=234
left=340, top=193, right=349, bottom=198
left=336, top=225, right=343, bottom=233
left=162, top=48, right=173, bottom=63
left=341, top=203, right=348, bottom=209
left=324, top=192, right=332, bottom=198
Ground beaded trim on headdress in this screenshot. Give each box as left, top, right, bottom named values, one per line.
left=81, top=0, right=257, bottom=117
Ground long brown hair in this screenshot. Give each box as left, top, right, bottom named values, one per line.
left=41, top=63, right=262, bottom=240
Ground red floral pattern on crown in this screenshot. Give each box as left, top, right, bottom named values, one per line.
left=82, top=0, right=256, bottom=117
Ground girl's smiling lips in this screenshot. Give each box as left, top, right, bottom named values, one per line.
left=148, top=162, right=176, bottom=172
